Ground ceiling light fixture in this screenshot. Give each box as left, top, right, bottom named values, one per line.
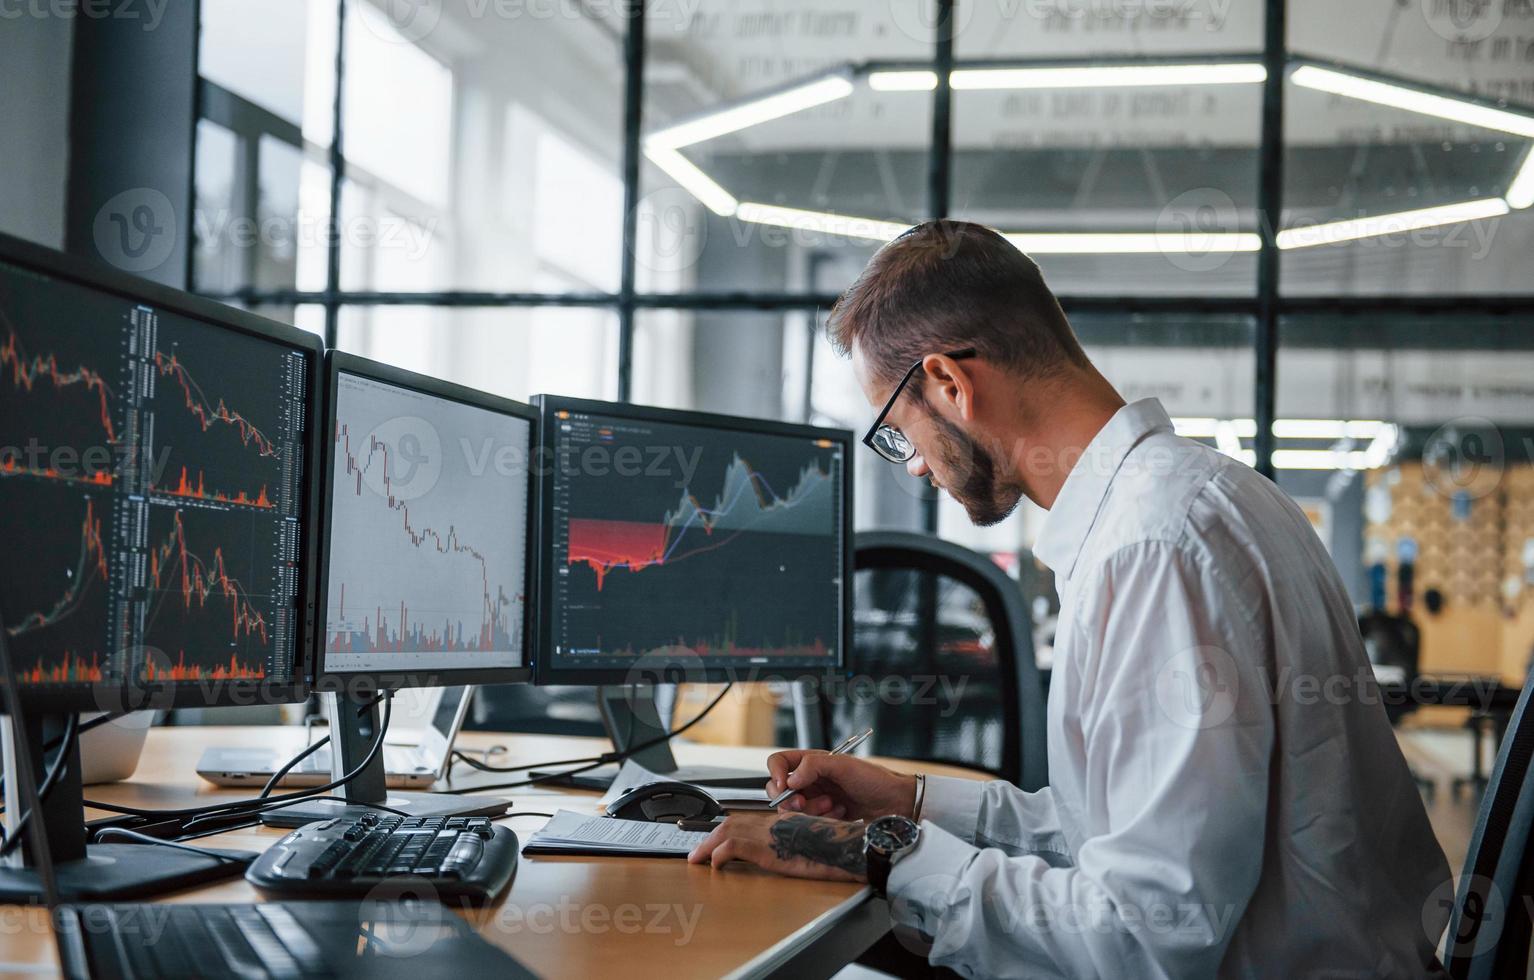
left=1290, top=65, right=1534, bottom=138
left=952, top=63, right=1267, bottom=90
left=645, top=74, right=855, bottom=150
left=1276, top=198, right=1510, bottom=249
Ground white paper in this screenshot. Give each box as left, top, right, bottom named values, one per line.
left=527, top=809, right=711, bottom=854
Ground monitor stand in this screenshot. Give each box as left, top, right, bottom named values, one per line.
left=260, top=691, right=512, bottom=828
left=531, top=685, right=766, bottom=791
left=0, top=711, right=253, bottom=902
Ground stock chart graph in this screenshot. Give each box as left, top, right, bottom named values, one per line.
left=322, top=373, right=531, bottom=675
left=547, top=409, right=844, bottom=672
left=0, top=258, right=308, bottom=689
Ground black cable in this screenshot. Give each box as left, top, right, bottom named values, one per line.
left=0, top=710, right=123, bottom=820
left=449, top=681, right=723, bottom=775
left=446, top=682, right=734, bottom=794
left=445, top=757, right=614, bottom=795
left=259, top=735, right=330, bottom=799
left=83, top=692, right=395, bottom=825
left=257, top=691, right=387, bottom=798
left=178, top=693, right=397, bottom=829
left=179, top=794, right=411, bottom=836
left=94, top=827, right=253, bottom=864
left=0, top=713, right=79, bottom=858
left=449, top=748, right=604, bottom=775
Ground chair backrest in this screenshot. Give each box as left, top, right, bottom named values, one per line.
left=824, top=530, right=1048, bottom=791
left=1359, top=610, right=1422, bottom=724
left=1445, top=673, right=1534, bottom=978
left=463, top=684, right=607, bottom=738
left=1359, top=610, right=1422, bottom=679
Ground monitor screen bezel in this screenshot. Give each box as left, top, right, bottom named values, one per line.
left=316, top=351, right=536, bottom=691
left=0, top=231, right=323, bottom=713
left=531, top=394, right=853, bottom=687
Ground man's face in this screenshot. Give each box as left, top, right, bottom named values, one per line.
left=853, top=345, right=1023, bottom=526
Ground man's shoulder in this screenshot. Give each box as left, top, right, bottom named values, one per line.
left=1083, top=430, right=1226, bottom=557
left=1080, top=429, right=1309, bottom=583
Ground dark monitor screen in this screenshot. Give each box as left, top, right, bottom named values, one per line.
left=0, top=236, right=320, bottom=711
left=537, top=397, right=851, bottom=684
left=318, top=354, right=535, bottom=687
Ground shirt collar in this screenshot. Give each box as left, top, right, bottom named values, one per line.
left=1033, top=398, right=1174, bottom=581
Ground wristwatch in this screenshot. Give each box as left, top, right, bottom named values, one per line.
left=864, top=814, right=921, bottom=898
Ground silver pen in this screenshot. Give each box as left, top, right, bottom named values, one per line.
left=768, top=727, right=875, bottom=809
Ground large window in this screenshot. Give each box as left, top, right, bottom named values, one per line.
left=193, top=0, right=1534, bottom=574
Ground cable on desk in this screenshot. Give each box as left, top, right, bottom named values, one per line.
left=258, top=734, right=330, bottom=798
left=0, top=713, right=79, bottom=858
left=0, top=712, right=118, bottom=817
left=94, top=827, right=254, bottom=864
left=446, top=682, right=734, bottom=794
left=256, top=691, right=392, bottom=798
left=83, top=692, right=395, bottom=827
left=178, top=795, right=414, bottom=837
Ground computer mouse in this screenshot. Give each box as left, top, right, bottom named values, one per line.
left=605, top=781, right=725, bottom=823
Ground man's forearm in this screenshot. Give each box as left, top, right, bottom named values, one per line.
left=771, top=816, right=867, bottom=876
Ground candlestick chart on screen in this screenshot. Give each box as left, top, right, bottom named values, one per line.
left=548, top=412, right=844, bottom=670
left=321, top=374, right=531, bottom=674
left=0, top=259, right=308, bottom=687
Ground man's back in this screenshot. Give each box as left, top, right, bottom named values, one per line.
left=1047, top=402, right=1451, bottom=976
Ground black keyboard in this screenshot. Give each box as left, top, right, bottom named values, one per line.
left=245, top=813, right=519, bottom=903
left=55, top=901, right=536, bottom=979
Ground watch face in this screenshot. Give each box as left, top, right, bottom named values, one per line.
left=867, top=816, right=920, bottom=854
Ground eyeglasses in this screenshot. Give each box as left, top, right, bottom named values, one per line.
left=861, top=348, right=977, bottom=463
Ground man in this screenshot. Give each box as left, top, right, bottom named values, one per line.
left=689, top=221, right=1451, bottom=978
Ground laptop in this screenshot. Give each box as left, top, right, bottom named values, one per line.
left=197, top=686, right=474, bottom=790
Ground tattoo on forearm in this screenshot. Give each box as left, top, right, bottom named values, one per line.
left=770, top=816, right=867, bottom=875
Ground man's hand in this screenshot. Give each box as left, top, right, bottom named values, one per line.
left=687, top=811, right=868, bottom=882
left=766, top=749, right=917, bottom=821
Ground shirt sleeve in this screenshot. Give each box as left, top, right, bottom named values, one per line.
left=922, top=775, right=1072, bottom=865
left=886, top=541, right=1274, bottom=979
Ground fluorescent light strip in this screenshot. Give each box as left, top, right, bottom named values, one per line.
left=642, top=144, right=738, bottom=217
left=647, top=75, right=855, bottom=150
left=1270, top=418, right=1385, bottom=439
left=735, top=203, right=910, bottom=242
left=1508, top=146, right=1534, bottom=210
left=1276, top=198, right=1509, bottom=249
left=1173, top=417, right=1220, bottom=438
left=1291, top=65, right=1534, bottom=138
left=1006, top=231, right=1261, bottom=254
left=1363, top=425, right=1401, bottom=469
left=1273, top=449, right=1362, bottom=470
left=868, top=70, right=938, bottom=92
left=1214, top=421, right=1243, bottom=458
left=952, top=63, right=1266, bottom=90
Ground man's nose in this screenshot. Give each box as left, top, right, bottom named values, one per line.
left=905, top=453, right=930, bottom=479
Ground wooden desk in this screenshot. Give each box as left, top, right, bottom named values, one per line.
left=2, top=727, right=985, bottom=979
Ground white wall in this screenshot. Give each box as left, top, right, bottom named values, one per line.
left=0, top=16, right=72, bottom=247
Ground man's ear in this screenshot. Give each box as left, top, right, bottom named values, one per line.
left=921, top=352, right=976, bottom=421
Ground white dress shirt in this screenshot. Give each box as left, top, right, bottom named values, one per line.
left=886, top=398, right=1451, bottom=979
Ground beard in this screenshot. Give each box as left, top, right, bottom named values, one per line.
left=928, top=414, right=1024, bottom=527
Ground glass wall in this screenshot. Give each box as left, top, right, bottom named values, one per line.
left=190, top=1, right=1534, bottom=757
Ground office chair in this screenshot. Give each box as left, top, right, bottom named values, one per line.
left=1359, top=609, right=1437, bottom=800
left=464, top=685, right=607, bottom=738
left=819, top=531, right=1048, bottom=791
left=1443, top=671, right=1534, bottom=979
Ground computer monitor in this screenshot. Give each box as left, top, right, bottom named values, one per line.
left=534, top=396, right=851, bottom=776
left=0, top=232, right=322, bottom=899
left=266, top=352, right=535, bottom=826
